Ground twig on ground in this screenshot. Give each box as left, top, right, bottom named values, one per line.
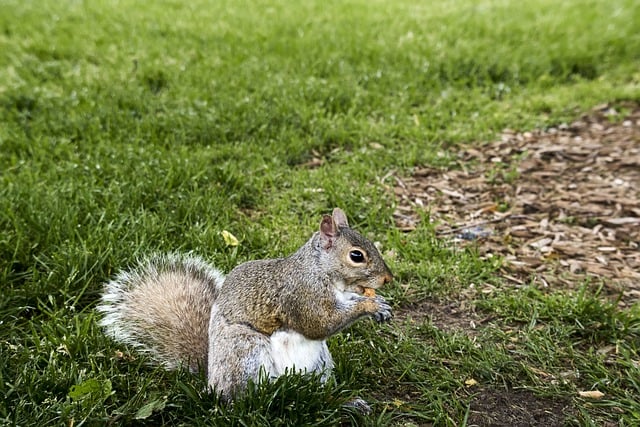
left=436, top=214, right=533, bottom=236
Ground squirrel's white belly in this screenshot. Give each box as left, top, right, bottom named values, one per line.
left=268, top=330, right=330, bottom=377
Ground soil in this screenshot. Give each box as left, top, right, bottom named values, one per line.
left=390, top=103, right=640, bottom=425
left=465, top=388, right=573, bottom=427
left=394, top=300, right=486, bottom=335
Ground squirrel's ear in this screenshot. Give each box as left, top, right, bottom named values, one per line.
left=331, top=208, right=349, bottom=228
left=319, top=214, right=338, bottom=249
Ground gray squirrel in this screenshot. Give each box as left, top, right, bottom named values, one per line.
left=97, top=208, right=393, bottom=410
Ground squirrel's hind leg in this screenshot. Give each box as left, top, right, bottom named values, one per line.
left=206, top=304, right=276, bottom=400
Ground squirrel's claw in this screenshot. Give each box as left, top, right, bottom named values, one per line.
left=373, top=296, right=393, bottom=323
left=373, top=309, right=393, bottom=323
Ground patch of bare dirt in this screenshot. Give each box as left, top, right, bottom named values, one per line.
left=395, top=300, right=491, bottom=335
left=465, top=388, right=573, bottom=427
left=393, top=103, right=640, bottom=306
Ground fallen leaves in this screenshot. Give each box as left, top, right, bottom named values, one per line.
left=392, top=103, right=640, bottom=304
left=221, top=230, right=239, bottom=247
left=465, top=378, right=479, bottom=387
left=578, top=390, right=605, bottom=399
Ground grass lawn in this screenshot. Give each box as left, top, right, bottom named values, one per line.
left=1, top=0, right=639, bottom=425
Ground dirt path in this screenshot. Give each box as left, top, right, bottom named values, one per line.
left=393, top=103, right=639, bottom=306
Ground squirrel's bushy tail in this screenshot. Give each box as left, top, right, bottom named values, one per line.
left=97, top=253, right=224, bottom=373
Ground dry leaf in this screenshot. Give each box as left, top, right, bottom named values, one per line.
left=529, top=367, right=551, bottom=377
left=465, top=378, right=478, bottom=387
left=578, top=390, right=605, bottom=399
left=221, top=230, right=239, bottom=247
left=605, top=217, right=640, bottom=225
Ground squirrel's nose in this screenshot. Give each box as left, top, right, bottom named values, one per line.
left=382, top=272, right=393, bottom=285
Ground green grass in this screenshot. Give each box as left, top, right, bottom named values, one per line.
left=1, top=0, right=639, bottom=425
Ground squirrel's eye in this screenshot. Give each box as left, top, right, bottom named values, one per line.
left=349, top=250, right=365, bottom=263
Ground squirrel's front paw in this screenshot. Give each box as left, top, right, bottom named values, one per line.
left=372, top=295, right=392, bottom=323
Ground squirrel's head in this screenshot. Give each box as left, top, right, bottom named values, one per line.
left=315, top=208, right=393, bottom=294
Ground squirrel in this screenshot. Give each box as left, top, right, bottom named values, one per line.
left=97, top=208, right=393, bottom=410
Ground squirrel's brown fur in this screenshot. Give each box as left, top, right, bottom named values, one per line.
left=97, top=208, right=393, bottom=405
